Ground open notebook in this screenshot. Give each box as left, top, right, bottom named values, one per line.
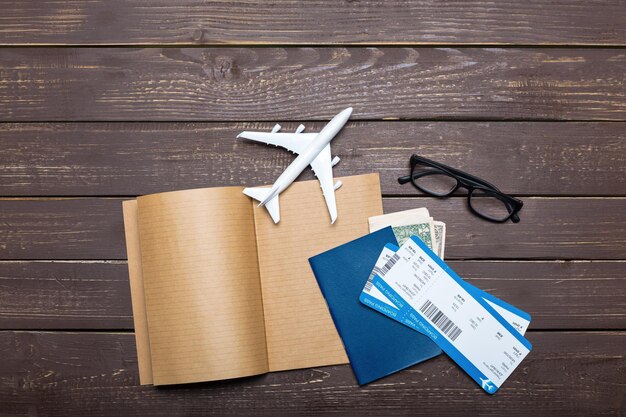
left=122, top=173, right=383, bottom=385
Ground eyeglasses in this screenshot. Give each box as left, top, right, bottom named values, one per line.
left=398, top=155, right=523, bottom=223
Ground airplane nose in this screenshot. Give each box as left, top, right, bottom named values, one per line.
left=318, top=107, right=354, bottom=139
left=334, top=107, right=353, bottom=125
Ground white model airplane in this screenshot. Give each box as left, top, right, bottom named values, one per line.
left=237, top=107, right=352, bottom=224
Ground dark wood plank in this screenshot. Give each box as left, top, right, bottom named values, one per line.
left=1, top=331, right=624, bottom=416
left=460, top=261, right=626, bottom=330
left=1, top=261, right=624, bottom=330
left=0, top=198, right=126, bottom=260
left=0, top=261, right=132, bottom=329
left=1, top=197, right=625, bottom=260
left=1, top=1, right=625, bottom=46
left=1, top=122, right=624, bottom=197
left=2, top=48, right=625, bottom=121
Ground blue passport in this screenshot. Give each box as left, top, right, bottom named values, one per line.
left=309, top=227, right=442, bottom=385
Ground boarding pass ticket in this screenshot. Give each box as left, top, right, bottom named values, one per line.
left=361, top=244, right=531, bottom=335
left=360, top=238, right=532, bottom=394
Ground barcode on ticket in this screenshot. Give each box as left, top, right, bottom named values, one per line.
left=379, top=253, right=400, bottom=275
left=365, top=254, right=399, bottom=293
left=420, top=299, right=463, bottom=341
left=364, top=266, right=383, bottom=292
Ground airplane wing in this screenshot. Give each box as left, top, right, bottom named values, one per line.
left=237, top=127, right=317, bottom=154
left=310, top=144, right=338, bottom=224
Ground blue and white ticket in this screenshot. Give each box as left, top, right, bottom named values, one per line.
left=360, top=238, right=532, bottom=394
left=360, top=244, right=531, bottom=335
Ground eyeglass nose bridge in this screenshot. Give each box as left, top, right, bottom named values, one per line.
left=397, top=175, right=412, bottom=185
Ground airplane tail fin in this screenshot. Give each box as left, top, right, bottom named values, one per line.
left=243, top=187, right=280, bottom=224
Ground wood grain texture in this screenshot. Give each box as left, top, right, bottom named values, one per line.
left=1, top=331, right=624, bottom=417
left=0, top=1, right=625, bottom=46
left=0, top=198, right=125, bottom=260
left=1, top=197, right=625, bottom=260
left=1, top=122, right=624, bottom=197
left=1, top=261, right=624, bottom=330
left=0, top=0, right=623, bottom=413
left=0, top=261, right=132, bottom=329
left=2, top=48, right=625, bottom=121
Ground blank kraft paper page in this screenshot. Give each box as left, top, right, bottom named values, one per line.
left=136, top=186, right=269, bottom=385
left=122, top=199, right=154, bottom=385
left=253, top=173, right=384, bottom=371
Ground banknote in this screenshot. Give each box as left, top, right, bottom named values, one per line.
left=392, top=223, right=433, bottom=248
left=368, top=207, right=445, bottom=258
left=433, top=220, right=446, bottom=259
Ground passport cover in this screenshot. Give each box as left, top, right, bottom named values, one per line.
left=308, top=227, right=442, bottom=385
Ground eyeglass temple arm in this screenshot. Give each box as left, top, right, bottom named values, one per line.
left=429, top=163, right=501, bottom=191
left=408, top=155, right=502, bottom=191
left=398, top=169, right=498, bottom=191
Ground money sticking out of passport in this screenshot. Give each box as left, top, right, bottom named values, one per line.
left=369, top=207, right=445, bottom=258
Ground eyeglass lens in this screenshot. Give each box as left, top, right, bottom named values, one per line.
left=469, top=189, right=514, bottom=221
left=411, top=170, right=458, bottom=196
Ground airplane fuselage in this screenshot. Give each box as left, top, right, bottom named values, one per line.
left=260, top=107, right=352, bottom=206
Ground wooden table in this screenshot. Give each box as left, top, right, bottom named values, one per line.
left=1, top=2, right=625, bottom=416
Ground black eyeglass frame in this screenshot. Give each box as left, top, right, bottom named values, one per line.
left=398, top=154, right=523, bottom=223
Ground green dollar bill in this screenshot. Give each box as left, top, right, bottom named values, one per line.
left=392, top=223, right=433, bottom=249
left=433, top=222, right=445, bottom=259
